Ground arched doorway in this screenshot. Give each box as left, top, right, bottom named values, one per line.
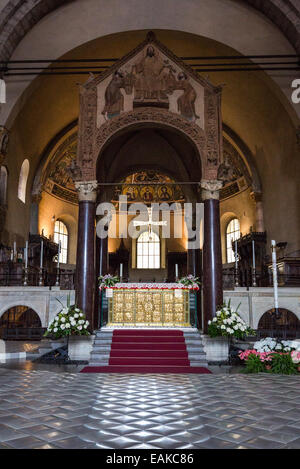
left=0, top=306, right=44, bottom=340
left=258, top=309, right=300, bottom=339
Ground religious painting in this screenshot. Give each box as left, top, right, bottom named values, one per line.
left=101, top=70, right=129, bottom=119
left=96, top=36, right=206, bottom=129
left=112, top=170, right=185, bottom=206
left=140, top=186, right=154, bottom=203
left=123, top=185, right=138, bottom=202
left=157, top=185, right=173, bottom=201
left=131, top=46, right=176, bottom=104
left=176, top=72, right=199, bottom=121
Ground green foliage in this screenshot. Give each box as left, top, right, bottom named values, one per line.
left=243, top=354, right=267, bottom=374
left=178, top=275, right=201, bottom=288
left=99, top=274, right=119, bottom=289
left=270, top=353, right=298, bottom=375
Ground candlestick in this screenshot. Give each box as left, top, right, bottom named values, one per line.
left=235, top=240, right=238, bottom=270
left=10, top=249, right=13, bottom=261
left=57, top=240, right=61, bottom=269
left=120, top=263, right=123, bottom=280
left=38, top=267, right=44, bottom=286
left=234, top=240, right=239, bottom=287
left=25, top=241, right=28, bottom=269
left=175, top=263, right=179, bottom=280
left=271, top=240, right=279, bottom=317
left=23, top=267, right=28, bottom=287
left=13, top=241, right=16, bottom=262
left=40, top=240, right=43, bottom=269
left=252, top=240, right=255, bottom=269
left=252, top=240, right=257, bottom=286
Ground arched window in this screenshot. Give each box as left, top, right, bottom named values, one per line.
left=137, top=231, right=160, bottom=269
left=54, top=220, right=68, bottom=264
left=0, top=166, right=8, bottom=205
left=226, top=218, right=240, bottom=263
left=18, top=159, right=29, bottom=203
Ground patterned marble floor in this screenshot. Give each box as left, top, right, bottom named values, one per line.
left=0, top=369, right=299, bottom=449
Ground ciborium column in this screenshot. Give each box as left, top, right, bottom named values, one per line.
left=201, top=180, right=223, bottom=333
left=75, top=181, right=98, bottom=329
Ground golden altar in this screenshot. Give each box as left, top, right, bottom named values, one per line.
left=107, top=283, right=194, bottom=326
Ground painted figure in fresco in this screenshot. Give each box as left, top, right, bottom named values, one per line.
left=217, top=154, right=237, bottom=183
left=132, top=47, right=173, bottom=102
left=125, top=186, right=137, bottom=201
left=142, top=186, right=154, bottom=202
left=159, top=185, right=172, bottom=201
left=102, top=70, right=125, bottom=118
left=176, top=72, right=199, bottom=121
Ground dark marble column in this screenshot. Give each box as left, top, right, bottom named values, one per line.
left=201, top=180, right=223, bottom=333
left=75, top=181, right=98, bottom=330
left=95, top=222, right=109, bottom=329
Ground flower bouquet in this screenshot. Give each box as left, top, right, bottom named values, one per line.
left=43, top=296, right=90, bottom=361
left=239, top=338, right=299, bottom=374
left=44, top=305, right=90, bottom=339
left=207, top=301, right=254, bottom=339
left=99, top=274, right=119, bottom=290
left=177, top=274, right=200, bottom=290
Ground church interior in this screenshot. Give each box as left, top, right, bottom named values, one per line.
left=0, top=0, right=299, bottom=451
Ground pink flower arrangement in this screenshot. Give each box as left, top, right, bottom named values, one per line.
left=291, top=350, right=300, bottom=364
left=239, top=349, right=273, bottom=363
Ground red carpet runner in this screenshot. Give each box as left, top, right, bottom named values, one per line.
left=81, top=329, right=211, bottom=374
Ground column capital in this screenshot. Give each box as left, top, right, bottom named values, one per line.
left=250, top=191, right=263, bottom=203
left=75, top=180, right=98, bottom=202
left=200, top=179, right=223, bottom=201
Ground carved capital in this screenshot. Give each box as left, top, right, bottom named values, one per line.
left=250, top=191, right=263, bottom=204
left=31, top=192, right=42, bottom=204
left=75, top=180, right=98, bottom=202
left=200, top=179, right=223, bottom=200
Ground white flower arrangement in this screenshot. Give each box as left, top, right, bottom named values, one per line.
left=208, top=301, right=254, bottom=339
left=254, top=337, right=295, bottom=354
left=44, top=297, right=90, bottom=339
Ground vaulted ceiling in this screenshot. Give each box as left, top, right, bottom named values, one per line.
left=0, top=0, right=299, bottom=63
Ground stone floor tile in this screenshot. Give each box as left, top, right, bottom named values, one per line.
left=245, top=437, right=286, bottom=449
left=54, top=436, right=96, bottom=449
left=5, top=436, right=46, bottom=449
left=196, top=437, right=237, bottom=449
left=0, top=423, right=26, bottom=442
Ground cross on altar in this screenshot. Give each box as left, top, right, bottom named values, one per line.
left=133, top=207, right=167, bottom=239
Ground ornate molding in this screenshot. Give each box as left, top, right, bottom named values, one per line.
left=75, top=180, right=98, bottom=202
left=79, top=107, right=206, bottom=181
left=200, top=179, right=223, bottom=200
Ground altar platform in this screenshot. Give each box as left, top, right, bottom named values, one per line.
left=102, top=283, right=199, bottom=327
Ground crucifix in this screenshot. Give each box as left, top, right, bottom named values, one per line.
left=133, top=206, right=167, bottom=239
